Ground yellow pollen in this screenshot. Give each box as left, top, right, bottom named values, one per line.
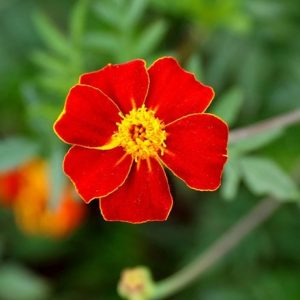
left=113, top=105, right=167, bottom=162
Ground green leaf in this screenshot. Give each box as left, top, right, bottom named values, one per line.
left=186, top=54, right=204, bottom=81
left=122, top=0, right=148, bottom=30
left=31, top=51, right=65, bottom=74
left=230, top=128, right=284, bottom=153
left=211, top=87, right=243, bottom=126
left=0, top=138, right=39, bottom=172
left=221, top=158, right=241, bottom=201
left=33, top=11, right=70, bottom=56
left=240, top=156, right=299, bottom=201
left=0, top=264, right=50, bottom=300
left=70, top=0, right=88, bottom=46
left=135, top=20, right=168, bottom=57
left=93, top=1, right=123, bottom=28
left=48, top=146, right=66, bottom=210
left=84, top=31, right=119, bottom=53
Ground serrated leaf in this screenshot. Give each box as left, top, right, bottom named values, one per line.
left=85, top=31, right=119, bottom=53
left=186, top=54, right=204, bottom=81
left=93, top=1, right=122, bottom=27
left=135, top=20, right=167, bottom=57
left=221, top=159, right=241, bottom=201
left=31, top=51, right=65, bottom=74
left=230, top=128, right=284, bottom=153
left=122, top=0, right=148, bottom=30
left=0, top=138, right=39, bottom=172
left=240, top=156, right=299, bottom=201
left=0, top=264, right=50, bottom=300
left=211, top=87, right=243, bottom=126
left=33, top=12, right=70, bottom=56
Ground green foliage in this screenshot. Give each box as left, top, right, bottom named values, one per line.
left=0, top=264, right=50, bottom=300
left=87, top=0, right=168, bottom=62
left=221, top=156, right=241, bottom=201
left=231, top=128, right=284, bottom=154
left=0, top=137, right=39, bottom=172
left=211, top=87, right=244, bottom=126
left=1, top=0, right=300, bottom=299
left=240, top=156, right=299, bottom=201
left=150, top=0, right=252, bottom=32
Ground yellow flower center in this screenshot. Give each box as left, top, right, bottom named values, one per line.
left=113, top=105, right=167, bottom=162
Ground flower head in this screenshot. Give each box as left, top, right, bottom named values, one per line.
left=118, top=267, right=155, bottom=300
left=0, top=160, right=86, bottom=237
left=54, top=57, right=228, bottom=223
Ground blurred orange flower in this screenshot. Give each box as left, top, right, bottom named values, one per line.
left=0, top=160, right=86, bottom=238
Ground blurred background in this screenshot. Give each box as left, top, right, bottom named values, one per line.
left=0, top=0, right=300, bottom=299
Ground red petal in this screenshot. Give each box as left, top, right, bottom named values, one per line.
left=100, top=159, right=173, bottom=223
left=64, top=146, right=132, bottom=203
left=54, top=85, right=120, bottom=147
left=162, top=114, right=228, bottom=191
left=146, top=57, right=214, bottom=124
left=80, top=59, right=149, bottom=114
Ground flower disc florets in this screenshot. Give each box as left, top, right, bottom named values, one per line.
left=113, top=105, right=167, bottom=162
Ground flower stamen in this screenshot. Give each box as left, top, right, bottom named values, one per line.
left=113, top=105, right=167, bottom=162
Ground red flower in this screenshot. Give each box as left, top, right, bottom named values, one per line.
left=0, top=159, right=86, bottom=237
left=54, top=57, right=228, bottom=223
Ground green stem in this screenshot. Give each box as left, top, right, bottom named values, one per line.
left=151, top=197, right=281, bottom=299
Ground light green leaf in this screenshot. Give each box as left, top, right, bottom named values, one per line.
left=85, top=31, right=119, bottom=53
left=221, top=159, right=241, bottom=201
left=135, top=20, right=168, bottom=57
left=186, top=54, right=204, bottom=81
left=31, top=51, right=65, bottom=74
left=211, top=87, right=243, bottom=126
left=122, top=0, right=148, bottom=30
left=33, top=11, right=70, bottom=56
left=0, top=264, right=50, bottom=300
left=230, top=128, right=284, bottom=153
left=48, top=146, right=66, bottom=210
left=93, top=1, right=122, bottom=27
left=240, top=156, right=299, bottom=201
left=70, top=0, right=88, bottom=46
left=0, top=138, right=39, bottom=172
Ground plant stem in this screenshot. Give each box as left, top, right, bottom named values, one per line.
left=152, top=197, right=281, bottom=299
left=229, top=108, right=300, bottom=143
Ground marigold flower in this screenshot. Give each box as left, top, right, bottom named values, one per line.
left=0, top=160, right=86, bottom=238
left=54, top=57, right=228, bottom=223
left=0, top=171, right=22, bottom=206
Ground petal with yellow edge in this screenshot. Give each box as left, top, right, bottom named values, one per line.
left=80, top=59, right=149, bottom=114
left=54, top=84, right=121, bottom=148
left=161, top=113, right=228, bottom=191
left=100, top=158, right=173, bottom=223
left=64, top=146, right=132, bottom=203
left=146, top=57, right=214, bottom=124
